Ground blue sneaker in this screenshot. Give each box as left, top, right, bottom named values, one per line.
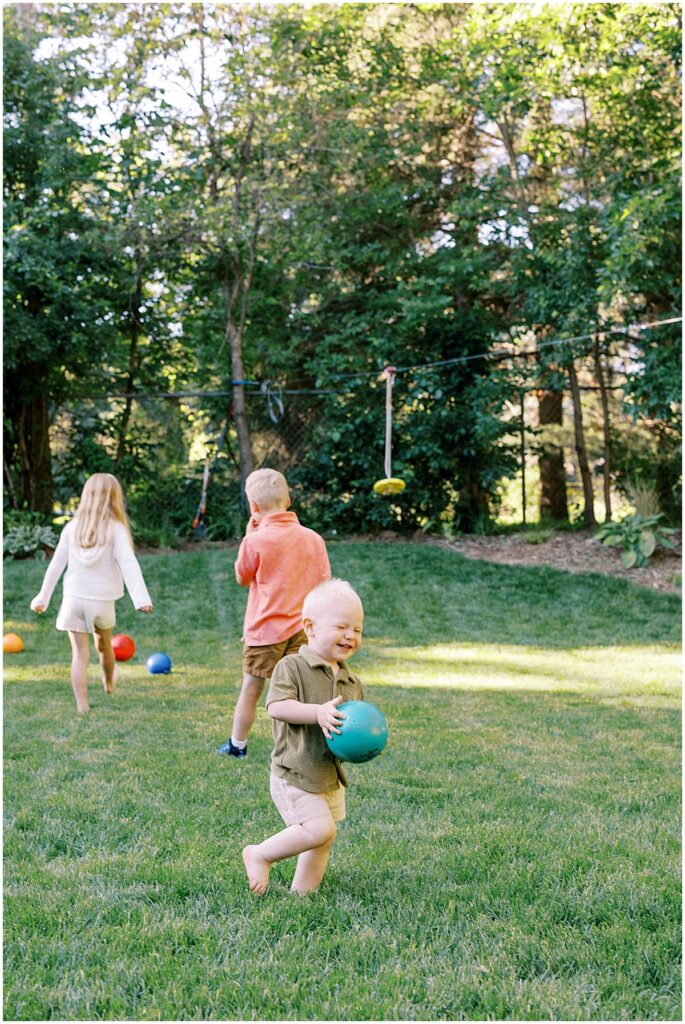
left=217, top=739, right=247, bottom=758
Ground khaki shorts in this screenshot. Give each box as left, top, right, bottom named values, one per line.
left=243, top=628, right=307, bottom=678
left=56, top=596, right=116, bottom=634
left=270, top=772, right=346, bottom=825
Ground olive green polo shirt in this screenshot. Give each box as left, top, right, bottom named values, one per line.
left=266, top=645, right=365, bottom=794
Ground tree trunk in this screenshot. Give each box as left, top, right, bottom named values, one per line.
left=498, top=111, right=531, bottom=225
left=537, top=390, right=569, bottom=521
left=567, top=362, right=596, bottom=526
left=17, top=390, right=54, bottom=514
left=221, top=194, right=260, bottom=486
left=4, top=457, right=19, bottom=510
left=498, top=114, right=569, bottom=523
left=224, top=284, right=254, bottom=483
left=592, top=337, right=612, bottom=522
left=202, top=94, right=258, bottom=488
left=458, top=470, right=490, bottom=532
left=115, top=247, right=142, bottom=472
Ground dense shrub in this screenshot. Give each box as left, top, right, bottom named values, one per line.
left=3, top=511, right=57, bottom=560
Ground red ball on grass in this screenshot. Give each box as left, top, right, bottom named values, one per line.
left=112, top=634, right=135, bottom=662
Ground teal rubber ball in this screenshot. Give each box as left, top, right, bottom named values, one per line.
left=146, top=652, right=172, bottom=674
left=325, top=701, right=389, bottom=763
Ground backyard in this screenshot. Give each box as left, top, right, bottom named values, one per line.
left=3, top=4, right=682, bottom=1019
left=3, top=542, right=681, bottom=1021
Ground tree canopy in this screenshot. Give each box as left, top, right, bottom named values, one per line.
left=3, top=2, right=681, bottom=536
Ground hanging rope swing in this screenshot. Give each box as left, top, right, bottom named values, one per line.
left=192, top=383, right=287, bottom=536
left=373, top=365, right=406, bottom=496
left=192, top=411, right=232, bottom=536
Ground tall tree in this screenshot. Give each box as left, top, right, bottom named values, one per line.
left=4, top=2, right=679, bottom=536
left=143, top=3, right=332, bottom=485
left=3, top=6, right=117, bottom=511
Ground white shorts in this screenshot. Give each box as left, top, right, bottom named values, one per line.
left=270, top=773, right=346, bottom=825
left=56, top=596, right=116, bottom=634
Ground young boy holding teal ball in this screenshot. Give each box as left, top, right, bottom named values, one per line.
left=242, top=579, right=365, bottom=895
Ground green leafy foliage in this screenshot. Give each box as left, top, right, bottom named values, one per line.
left=608, top=420, right=682, bottom=524
left=2, top=3, right=681, bottom=538
left=3, top=522, right=57, bottom=560
left=595, top=513, right=678, bottom=568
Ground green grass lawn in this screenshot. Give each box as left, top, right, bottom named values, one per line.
left=3, top=542, right=681, bottom=1021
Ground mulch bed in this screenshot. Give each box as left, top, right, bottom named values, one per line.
left=412, top=528, right=682, bottom=595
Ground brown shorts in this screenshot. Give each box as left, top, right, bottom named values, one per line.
left=243, top=628, right=307, bottom=679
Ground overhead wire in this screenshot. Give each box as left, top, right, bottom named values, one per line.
left=391, top=316, right=682, bottom=375
left=55, top=313, right=679, bottom=523
left=70, top=314, right=681, bottom=402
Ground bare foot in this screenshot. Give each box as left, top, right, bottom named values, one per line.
left=103, top=664, right=120, bottom=694
left=77, top=706, right=90, bottom=714
left=242, top=845, right=270, bottom=895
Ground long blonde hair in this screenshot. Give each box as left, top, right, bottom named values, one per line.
left=73, top=473, right=132, bottom=548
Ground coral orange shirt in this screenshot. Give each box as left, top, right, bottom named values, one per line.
left=234, top=511, right=330, bottom=645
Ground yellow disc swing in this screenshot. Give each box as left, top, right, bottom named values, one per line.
left=373, top=365, right=406, bottom=496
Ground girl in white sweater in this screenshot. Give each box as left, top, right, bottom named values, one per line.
left=30, top=473, right=153, bottom=713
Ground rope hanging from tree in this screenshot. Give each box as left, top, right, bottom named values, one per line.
left=192, top=412, right=231, bottom=534
left=192, top=383, right=287, bottom=534
left=261, top=381, right=284, bottom=423
left=373, top=365, right=406, bottom=496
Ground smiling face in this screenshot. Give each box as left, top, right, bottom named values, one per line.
left=303, top=592, right=364, bottom=667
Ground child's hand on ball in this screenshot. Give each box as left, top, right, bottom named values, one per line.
left=317, top=694, right=345, bottom=739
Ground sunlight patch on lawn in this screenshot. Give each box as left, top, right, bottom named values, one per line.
left=4, top=662, right=229, bottom=684
left=2, top=618, right=41, bottom=635
left=363, top=642, right=681, bottom=705
left=7, top=643, right=681, bottom=709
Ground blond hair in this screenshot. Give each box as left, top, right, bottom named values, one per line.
left=244, top=468, right=289, bottom=511
left=302, top=578, right=362, bottom=622
left=73, top=473, right=132, bottom=548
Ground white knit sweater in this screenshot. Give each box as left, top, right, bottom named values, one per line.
left=31, top=520, right=152, bottom=610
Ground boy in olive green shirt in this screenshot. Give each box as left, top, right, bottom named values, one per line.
left=242, top=579, right=364, bottom=895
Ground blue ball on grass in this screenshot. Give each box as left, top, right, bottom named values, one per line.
left=146, top=652, right=172, bottom=675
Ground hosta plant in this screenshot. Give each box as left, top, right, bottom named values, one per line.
left=595, top=513, right=678, bottom=568
left=3, top=523, right=58, bottom=561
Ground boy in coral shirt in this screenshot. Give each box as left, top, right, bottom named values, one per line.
left=217, top=469, right=330, bottom=758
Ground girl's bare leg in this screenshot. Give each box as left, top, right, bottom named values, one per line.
left=68, top=631, right=90, bottom=713
left=242, top=814, right=336, bottom=896
left=94, top=627, right=118, bottom=693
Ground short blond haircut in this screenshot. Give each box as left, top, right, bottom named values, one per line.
left=73, top=473, right=132, bottom=548
left=302, top=578, right=363, bottom=622
left=244, top=468, right=290, bottom=511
